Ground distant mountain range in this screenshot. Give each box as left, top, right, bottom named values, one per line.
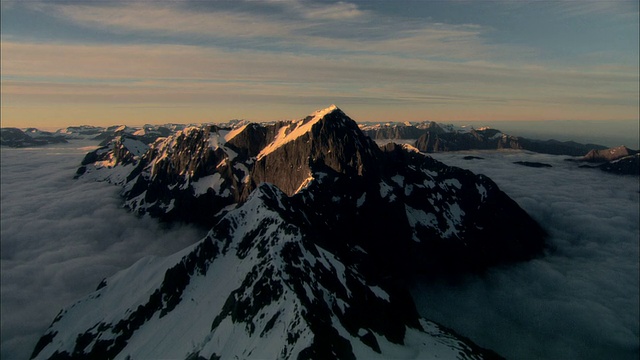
left=31, top=106, right=548, bottom=359
left=0, top=128, right=68, bottom=147
left=4, top=117, right=636, bottom=175
left=359, top=121, right=609, bottom=156
left=1, top=121, right=250, bottom=147
left=359, top=122, right=638, bottom=175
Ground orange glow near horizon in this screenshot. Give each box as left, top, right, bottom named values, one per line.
left=2, top=102, right=639, bottom=130
left=2, top=38, right=638, bottom=130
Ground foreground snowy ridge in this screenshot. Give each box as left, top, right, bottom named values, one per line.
left=33, top=106, right=545, bottom=359
left=31, top=184, right=502, bottom=359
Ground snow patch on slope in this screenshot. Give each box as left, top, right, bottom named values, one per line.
left=121, top=138, right=148, bottom=157
left=405, top=205, right=438, bottom=242
left=192, top=173, right=224, bottom=196
left=224, top=124, right=249, bottom=142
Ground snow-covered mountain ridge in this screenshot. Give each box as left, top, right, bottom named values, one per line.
left=32, top=184, right=503, bottom=359
left=33, top=106, right=545, bottom=359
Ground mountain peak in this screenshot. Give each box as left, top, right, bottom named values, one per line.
left=51, top=106, right=548, bottom=359
left=256, top=105, right=345, bottom=161
left=253, top=106, right=381, bottom=196
left=312, top=104, right=340, bottom=118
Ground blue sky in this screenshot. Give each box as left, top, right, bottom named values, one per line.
left=1, top=0, right=638, bottom=128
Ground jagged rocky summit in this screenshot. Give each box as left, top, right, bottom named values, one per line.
left=33, top=106, right=545, bottom=359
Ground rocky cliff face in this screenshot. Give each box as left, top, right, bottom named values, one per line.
left=251, top=105, right=381, bottom=196
left=35, top=106, right=546, bottom=359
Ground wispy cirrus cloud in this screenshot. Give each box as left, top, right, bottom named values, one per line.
left=3, top=40, right=636, bottom=106
left=553, top=0, right=639, bottom=19
left=276, top=0, right=368, bottom=20
left=2, top=36, right=637, bottom=126
left=30, top=0, right=497, bottom=60
left=44, top=2, right=291, bottom=39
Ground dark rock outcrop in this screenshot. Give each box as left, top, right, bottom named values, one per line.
left=513, top=161, right=552, bottom=168
left=598, top=153, right=640, bottom=176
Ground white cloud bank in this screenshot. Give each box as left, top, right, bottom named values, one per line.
left=413, top=150, right=639, bottom=360
left=0, top=142, right=208, bottom=359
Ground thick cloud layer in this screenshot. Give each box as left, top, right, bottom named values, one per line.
left=413, top=150, right=639, bottom=360
left=2, top=143, right=638, bottom=359
left=0, top=142, right=208, bottom=359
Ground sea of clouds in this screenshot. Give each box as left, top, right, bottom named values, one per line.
left=1, top=141, right=638, bottom=359
left=414, top=150, right=639, bottom=360
left=0, top=142, right=208, bottom=359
